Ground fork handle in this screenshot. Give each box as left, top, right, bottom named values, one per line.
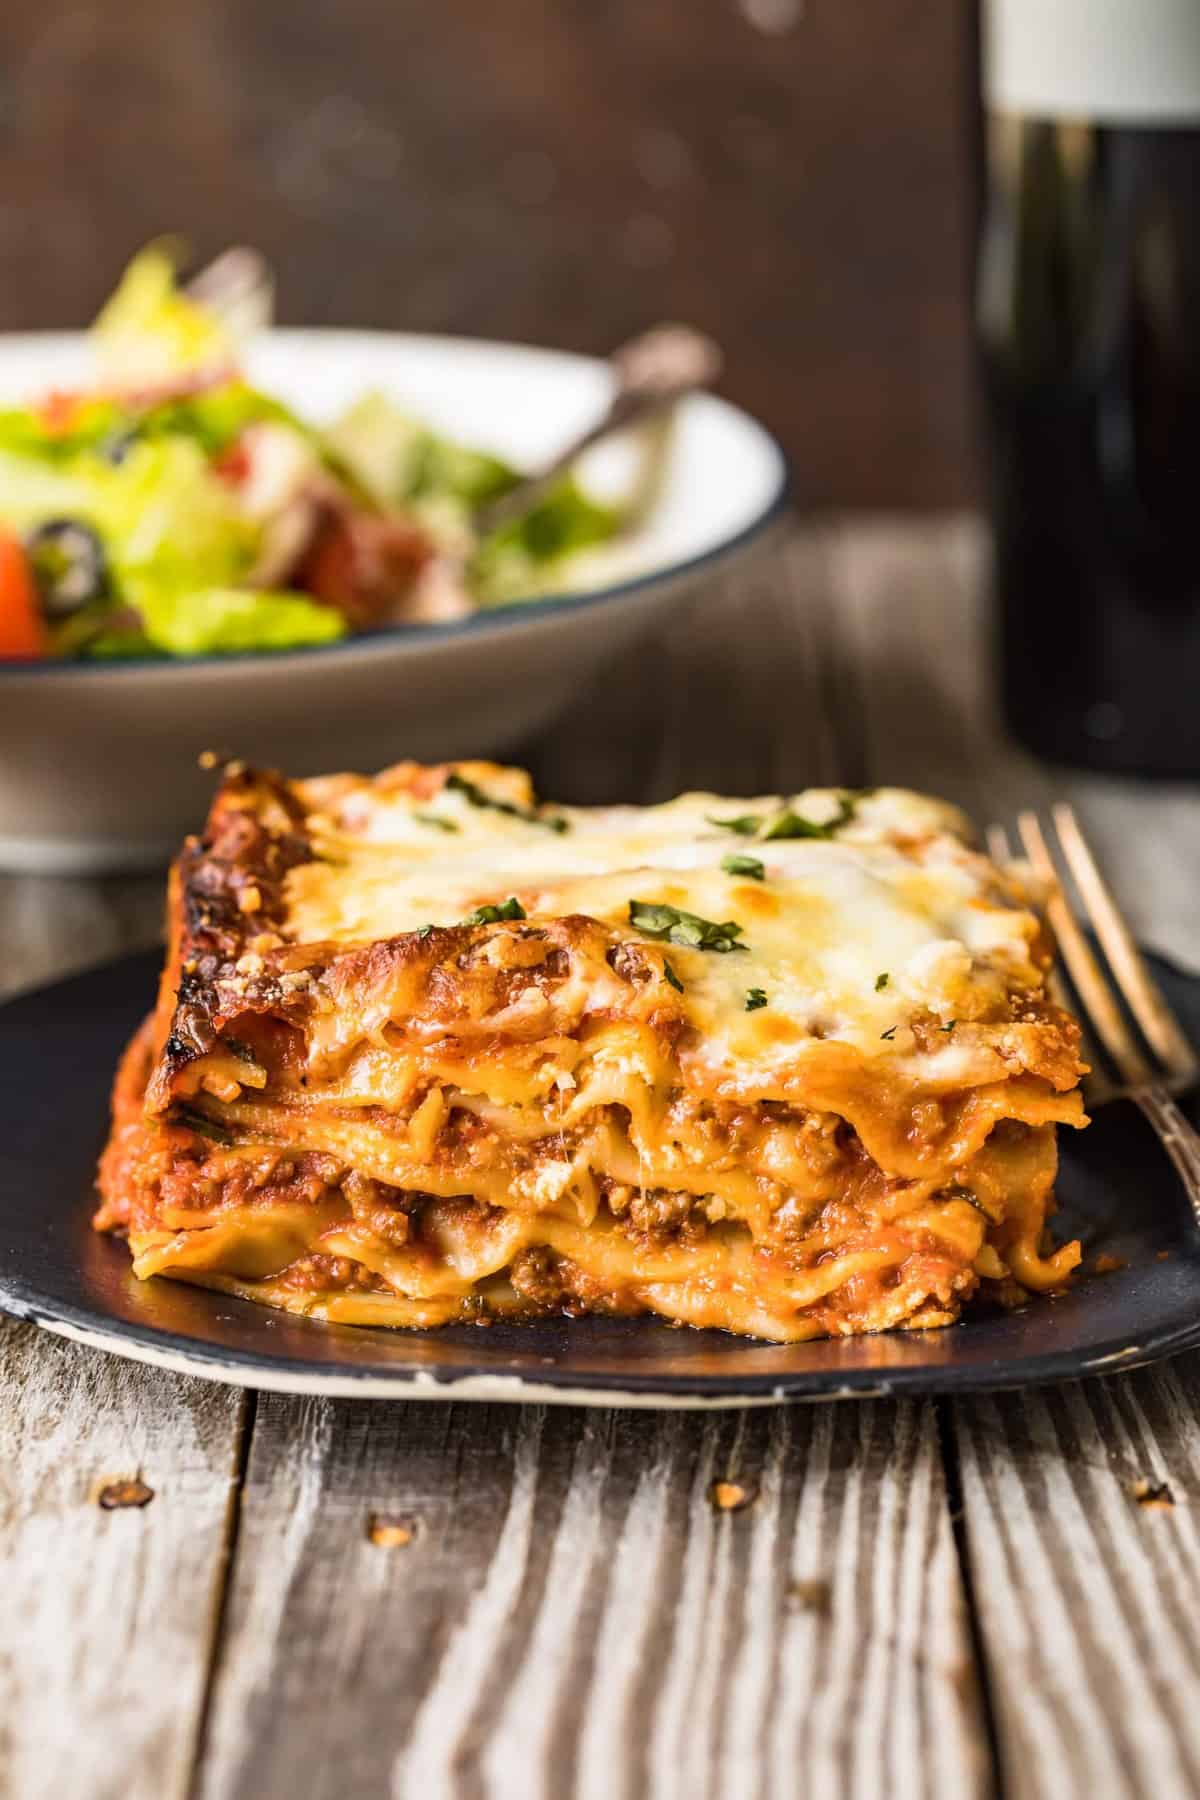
left=1134, top=1085, right=1200, bottom=1229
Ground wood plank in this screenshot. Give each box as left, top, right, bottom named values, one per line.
left=0, top=1318, right=246, bottom=1800
left=953, top=1360, right=1200, bottom=1800
left=0, top=870, right=237, bottom=1799
left=195, top=1396, right=987, bottom=1800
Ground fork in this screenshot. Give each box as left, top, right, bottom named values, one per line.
left=987, top=803, right=1200, bottom=1226
left=472, top=324, right=723, bottom=536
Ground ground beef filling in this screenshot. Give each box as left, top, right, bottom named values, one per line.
left=97, top=1017, right=985, bottom=1324
left=507, top=1245, right=640, bottom=1318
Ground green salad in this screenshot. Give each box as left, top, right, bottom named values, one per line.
left=0, top=244, right=622, bottom=660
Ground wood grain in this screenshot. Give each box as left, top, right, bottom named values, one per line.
left=0, top=814, right=225, bottom=1800
left=954, top=1363, right=1200, bottom=1800
left=0, top=1320, right=246, bottom=1800
left=196, top=1397, right=986, bottom=1800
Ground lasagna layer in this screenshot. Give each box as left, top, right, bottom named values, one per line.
left=95, top=760, right=1088, bottom=1342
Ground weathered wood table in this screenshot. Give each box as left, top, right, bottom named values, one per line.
left=3, top=518, right=1199, bottom=1800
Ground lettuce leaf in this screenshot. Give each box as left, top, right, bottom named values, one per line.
left=0, top=438, right=253, bottom=582
left=0, top=439, right=339, bottom=654
left=0, top=450, right=96, bottom=526
left=324, top=391, right=623, bottom=603
left=128, top=584, right=346, bottom=656
left=92, top=242, right=239, bottom=389
left=471, top=478, right=622, bottom=604
left=0, top=397, right=125, bottom=463
left=0, top=379, right=293, bottom=477
left=321, top=393, right=428, bottom=505
left=412, top=433, right=515, bottom=507
left=323, top=392, right=515, bottom=509
left=126, top=382, right=298, bottom=457
left=90, top=438, right=256, bottom=590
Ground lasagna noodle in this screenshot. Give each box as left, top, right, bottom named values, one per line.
left=95, top=760, right=1088, bottom=1342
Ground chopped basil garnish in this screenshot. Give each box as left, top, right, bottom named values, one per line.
left=880, top=1025, right=898, bottom=1041
left=875, top=972, right=889, bottom=991
left=745, top=987, right=768, bottom=1011
left=763, top=792, right=859, bottom=841
left=445, top=771, right=568, bottom=834
left=721, top=852, right=765, bottom=880
left=463, top=897, right=527, bottom=925
left=416, top=924, right=434, bottom=939
left=628, top=899, right=747, bottom=953
left=413, top=810, right=460, bottom=833
left=941, top=1020, right=957, bottom=1032
left=663, top=959, right=685, bottom=993
left=709, top=790, right=869, bottom=844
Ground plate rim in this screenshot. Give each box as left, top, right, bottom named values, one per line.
left=4, top=945, right=1200, bottom=1410
left=5, top=1263, right=1200, bottom=1408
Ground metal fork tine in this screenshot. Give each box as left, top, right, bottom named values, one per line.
left=985, top=823, right=1011, bottom=865
left=986, top=818, right=1109, bottom=1102
left=1016, top=810, right=1156, bottom=1088
left=1052, top=802, right=1200, bottom=1083
left=990, top=812, right=1200, bottom=1231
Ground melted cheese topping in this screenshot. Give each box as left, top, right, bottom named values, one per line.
left=284, top=781, right=1044, bottom=1087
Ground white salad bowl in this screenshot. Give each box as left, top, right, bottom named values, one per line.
left=0, top=330, right=788, bottom=873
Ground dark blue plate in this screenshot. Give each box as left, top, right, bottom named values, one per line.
left=1, top=950, right=1198, bottom=1406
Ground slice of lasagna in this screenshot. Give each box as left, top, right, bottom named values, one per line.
left=96, top=760, right=1087, bottom=1341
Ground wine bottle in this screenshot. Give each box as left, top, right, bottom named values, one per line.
left=978, top=0, right=1200, bottom=775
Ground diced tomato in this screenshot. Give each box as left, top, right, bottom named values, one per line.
left=213, top=436, right=252, bottom=486
left=296, top=509, right=435, bottom=628
left=0, top=531, right=47, bottom=658
left=37, top=389, right=85, bottom=436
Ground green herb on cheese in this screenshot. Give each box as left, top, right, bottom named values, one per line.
left=462, top=897, right=527, bottom=925
left=444, top=771, right=568, bottom=834
left=628, top=899, right=747, bottom=954
left=721, top=853, right=764, bottom=880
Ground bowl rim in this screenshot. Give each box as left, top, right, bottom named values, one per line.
left=0, top=326, right=791, bottom=681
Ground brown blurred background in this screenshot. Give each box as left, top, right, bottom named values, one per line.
left=0, top=0, right=977, bottom=510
